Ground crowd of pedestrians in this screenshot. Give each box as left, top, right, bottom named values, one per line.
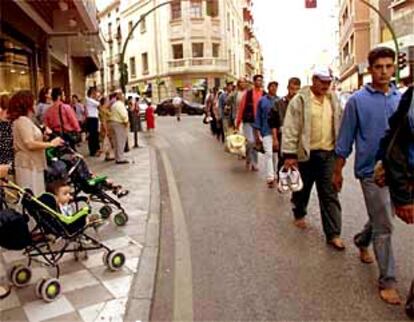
left=205, top=47, right=414, bottom=313
left=0, top=87, right=139, bottom=199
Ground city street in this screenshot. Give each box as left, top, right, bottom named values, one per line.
left=150, top=116, right=414, bottom=321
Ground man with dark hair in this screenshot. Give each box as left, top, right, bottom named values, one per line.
left=44, top=88, right=81, bottom=149
left=283, top=66, right=344, bottom=250
left=253, top=81, right=279, bottom=187
left=218, top=81, right=235, bottom=142
left=269, top=77, right=301, bottom=175
left=236, top=74, right=265, bottom=171
left=333, top=47, right=402, bottom=304
left=85, top=87, right=101, bottom=156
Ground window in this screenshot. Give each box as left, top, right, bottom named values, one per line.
left=109, top=66, right=114, bottom=83
left=206, top=0, right=219, bottom=17
left=192, top=43, right=204, bottom=58
left=171, top=0, right=181, bottom=20
left=130, top=57, right=136, bottom=78
left=142, top=53, right=149, bottom=74
left=212, top=43, right=220, bottom=58
left=109, top=43, right=113, bottom=57
left=172, top=44, right=183, bottom=59
left=190, top=0, right=202, bottom=18
left=140, top=15, right=146, bottom=33
left=128, top=21, right=134, bottom=38
left=108, top=22, right=112, bottom=38
left=232, top=20, right=235, bottom=37
left=227, top=13, right=230, bottom=31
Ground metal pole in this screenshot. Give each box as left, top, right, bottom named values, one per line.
left=359, top=0, right=400, bottom=84
left=119, top=1, right=172, bottom=93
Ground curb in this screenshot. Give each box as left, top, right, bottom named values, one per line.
left=124, top=144, right=161, bottom=322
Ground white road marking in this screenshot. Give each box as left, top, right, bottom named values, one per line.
left=161, top=151, right=194, bottom=322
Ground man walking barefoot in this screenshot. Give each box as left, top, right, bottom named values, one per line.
left=333, top=47, right=402, bottom=305
left=282, top=66, right=344, bottom=251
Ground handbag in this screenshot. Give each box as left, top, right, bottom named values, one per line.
left=58, top=104, right=81, bottom=146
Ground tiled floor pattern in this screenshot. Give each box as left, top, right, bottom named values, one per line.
left=0, top=144, right=151, bottom=322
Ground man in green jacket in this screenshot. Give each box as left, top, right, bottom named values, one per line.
left=282, top=66, right=344, bottom=250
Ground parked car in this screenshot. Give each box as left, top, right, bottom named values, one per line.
left=155, top=99, right=205, bottom=116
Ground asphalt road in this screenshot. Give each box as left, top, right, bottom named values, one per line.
left=150, top=116, right=414, bottom=321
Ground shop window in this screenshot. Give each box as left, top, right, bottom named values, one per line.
left=172, top=44, right=183, bottom=59
left=171, top=1, right=182, bottom=20
left=142, top=53, right=149, bottom=74
left=207, top=0, right=219, bottom=17
left=190, top=0, right=203, bottom=18
left=192, top=43, right=204, bottom=58
left=0, top=38, right=32, bottom=94
left=212, top=43, right=220, bottom=58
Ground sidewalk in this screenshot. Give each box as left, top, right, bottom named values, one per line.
left=0, top=135, right=160, bottom=322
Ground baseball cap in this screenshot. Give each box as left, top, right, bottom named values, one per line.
left=312, top=66, right=333, bottom=82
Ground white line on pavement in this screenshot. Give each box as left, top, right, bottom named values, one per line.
left=161, top=151, right=194, bottom=322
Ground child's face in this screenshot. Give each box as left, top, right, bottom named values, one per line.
left=56, top=186, right=72, bottom=205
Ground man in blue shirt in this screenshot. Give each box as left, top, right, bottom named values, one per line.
left=333, top=47, right=402, bottom=305
left=253, top=81, right=279, bottom=187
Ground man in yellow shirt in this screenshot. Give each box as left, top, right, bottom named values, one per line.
left=109, top=91, right=129, bottom=164
left=282, top=66, right=344, bottom=250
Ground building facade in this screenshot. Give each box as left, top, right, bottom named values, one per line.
left=338, top=0, right=414, bottom=90
left=91, top=0, right=264, bottom=103
left=338, top=0, right=371, bottom=91
left=0, top=0, right=103, bottom=98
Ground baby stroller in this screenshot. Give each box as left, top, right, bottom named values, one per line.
left=45, top=144, right=129, bottom=226
left=0, top=179, right=126, bottom=302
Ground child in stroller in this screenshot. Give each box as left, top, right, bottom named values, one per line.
left=0, top=178, right=126, bottom=302
left=46, top=144, right=129, bottom=226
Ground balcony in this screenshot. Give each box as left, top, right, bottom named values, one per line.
left=73, top=0, right=99, bottom=31
left=168, top=58, right=229, bottom=73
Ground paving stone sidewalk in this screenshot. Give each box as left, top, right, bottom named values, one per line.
left=0, top=135, right=159, bottom=322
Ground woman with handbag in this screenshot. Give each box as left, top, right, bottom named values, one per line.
left=43, top=88, right=81, bottom=149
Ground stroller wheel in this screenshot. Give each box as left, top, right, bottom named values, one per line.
left=40, top=278, right=61, bottom=302
left=35, top=278, right=46, bottom=298
left=102, top=251, right=109, bottom=266
left=106, top=250, right=126, bottom=271
left=9, top=264, right=32, bottom=288
left=99, top=205, right=112, bottom=219
left=114, top=212, right=128, bottom=226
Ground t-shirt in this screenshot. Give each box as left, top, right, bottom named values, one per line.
left=110, top=100, right=129, bottom=124
left=85, top=97, right=100, bottom=118
left=35, top=102, right=51, bottom=125
left=13, top=116, right=46, bottom=170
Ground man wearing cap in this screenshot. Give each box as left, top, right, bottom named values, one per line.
left=282, top=66, right=344, bottom=250
left=333, top=47, right=402, bottom=304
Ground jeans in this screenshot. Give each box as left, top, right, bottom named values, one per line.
left=262, top=135, right=277, bottom=181
left=243, top=123, right=258, bottom=167
left=292, top=150, right=342, bottom=240
left=86, top=117, right=100, bottom=156
left=355, top=178, right=396, bottom=289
